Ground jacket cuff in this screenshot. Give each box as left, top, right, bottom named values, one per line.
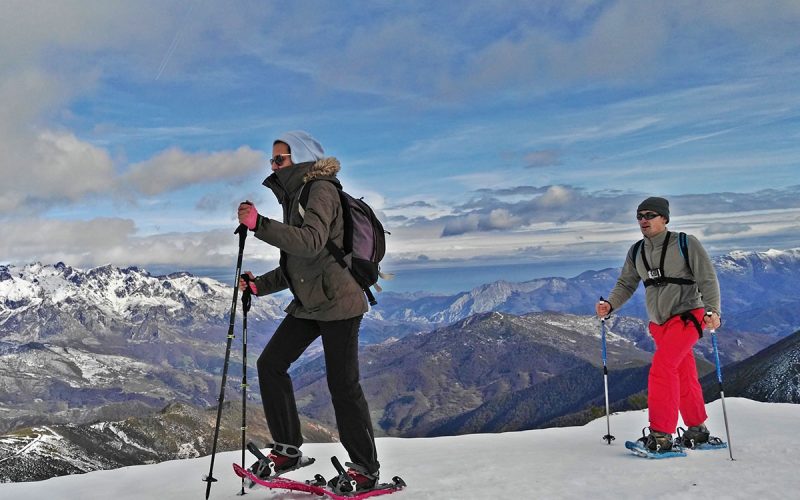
left=253, top=214, right=269, bottom=232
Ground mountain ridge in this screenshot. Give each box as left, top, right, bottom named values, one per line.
left=702, top=328, right=800, bottom=404
left=377, top=247, right=800, bottom=337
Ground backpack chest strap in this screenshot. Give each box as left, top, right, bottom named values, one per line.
left=639, top=232, right=696, bottom=288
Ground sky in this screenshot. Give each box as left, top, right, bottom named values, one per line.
left=0, top=399, right=798, bottom=499
left=2, top=1, right=800, bottom=280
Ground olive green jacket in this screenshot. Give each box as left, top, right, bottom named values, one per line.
left=251, top=158, right=368, bottom=321
left=607, top=230, right=721, bottom=325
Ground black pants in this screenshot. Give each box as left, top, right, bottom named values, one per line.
left=257, top=314, right=379, bottom=474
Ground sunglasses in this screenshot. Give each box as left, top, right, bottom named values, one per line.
left=636, top=212, right=661, bottom=221
left=270, top=154, right=291, bottom=166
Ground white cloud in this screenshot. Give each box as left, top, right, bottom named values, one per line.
left=537, top=185, right=574, bottom=207
left=0, top=217, right=278, bottom=270
left=541, top=116, right=663, bottom=145
left=35, top=130, right=116, bottom=194
left=0, top=129, right=115, bottom=213
left=0, top=1, right=274, bottom=81
left=441, top=214, right=481, bottom=237
left=0, top=217, right=136, bottom=266
left=486, top=208, right=517, bottom=230
left=4, top=201, right=800, bottom=273
left=703, top=223, right=751, bottom=237
left=124, top=146, right=264, bottom=196
left=1, top=1, right=799, bottom=273
left=0, top=1, right=277, bottom=213
left=0, top=67, right=101, bottom=212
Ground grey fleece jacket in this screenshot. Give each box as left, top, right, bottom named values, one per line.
left=250, top=158, right=368, bottom=321
left=607, top=230, right=721, bottom=325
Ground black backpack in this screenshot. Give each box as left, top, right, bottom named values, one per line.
left=299, top=179, right=389, bottom=305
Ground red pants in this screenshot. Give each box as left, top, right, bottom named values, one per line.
left=647, top=308, right=708, bottom=433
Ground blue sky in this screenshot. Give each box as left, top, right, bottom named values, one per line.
left=1, top=1, right=800, bottom=280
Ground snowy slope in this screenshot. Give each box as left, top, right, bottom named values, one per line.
left=0, top=399, right=796, bottom=499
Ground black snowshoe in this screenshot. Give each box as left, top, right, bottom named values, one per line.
left=636, top=427, right=679, bottom=453
left=677, top=425, right=726, bottom=449
left=246, top=442, right=314, bottom=481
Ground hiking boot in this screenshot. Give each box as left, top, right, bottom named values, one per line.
left=680, top=424, right=710, bottom=448
left=328, top=463, right=379, bottom=493
left=637, top=428, right=674, bottom=452
left=250, top=452, right=299, bottom=479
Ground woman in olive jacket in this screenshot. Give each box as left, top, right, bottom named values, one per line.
left=237, top=131, right=379, bottom=489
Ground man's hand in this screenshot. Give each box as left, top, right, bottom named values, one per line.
left=704, top=311, right=721, bottom=330
left=596, top=299, right=612, bottom=318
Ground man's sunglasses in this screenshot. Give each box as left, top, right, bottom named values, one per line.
left=636, top=212, right=661, bottom=220
left=270, top=154, right=291, bottom=166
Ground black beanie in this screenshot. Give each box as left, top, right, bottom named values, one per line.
left=637, top=197, right=670, bottom=222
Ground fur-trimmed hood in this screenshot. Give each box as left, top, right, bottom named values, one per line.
left=304, top=157, right=341, bottom=182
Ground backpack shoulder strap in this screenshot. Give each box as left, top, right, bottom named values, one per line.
left=298, top=178, right=349, bottom=268
left=630, top=239, right=644, bottom=266
left=298, top=178, right=336, bottom=215
left=298, top=180, right=314, bottom=219
left=678, top=232, right=692, bottom=275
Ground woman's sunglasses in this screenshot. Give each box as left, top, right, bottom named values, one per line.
left=270, top=154, right=291, bottom=166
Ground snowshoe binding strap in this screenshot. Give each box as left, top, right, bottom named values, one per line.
left=246, top=441, right=307, bottom=481
left=677, top=425, right=714, bottom=449
left=328, top=456, right=358, bottom=494
left=268, top=441, right=302, bottom=458
left=344, top=462, right=377, bottom=477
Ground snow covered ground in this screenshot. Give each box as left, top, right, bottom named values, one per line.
left=1, top=398, right=797, bottom=499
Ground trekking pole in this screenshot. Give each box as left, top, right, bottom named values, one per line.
left=203, top=223, right=249, bottom=499
left=708, top=312, right=734, bottom=461
left=599, top=297, right=615, bottom=445
left=238, top=274, right=253, bottom=496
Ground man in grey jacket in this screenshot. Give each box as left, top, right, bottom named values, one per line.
left=595, top=196, right=722, bottom=453
left=237, top=131, right=379, bottom=492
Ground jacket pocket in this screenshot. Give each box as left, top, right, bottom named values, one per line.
left=295, top=270, right=331, bottom=312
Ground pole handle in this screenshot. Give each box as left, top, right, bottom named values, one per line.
left=598, top=296, right=611, bottom=321
left=235, top=202, right=250, bottom=247
left=240, top=273, right=253, bottom=312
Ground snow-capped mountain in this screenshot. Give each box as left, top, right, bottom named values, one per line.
left=0, top=262, right=287, bottom=342
left=0, top=261, right=418, bottom=437
left=0, top=257, right=798, bottom=487
left=0, top=263, right=288, bottom=434
left=377, top=248, right=800, bottom=337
